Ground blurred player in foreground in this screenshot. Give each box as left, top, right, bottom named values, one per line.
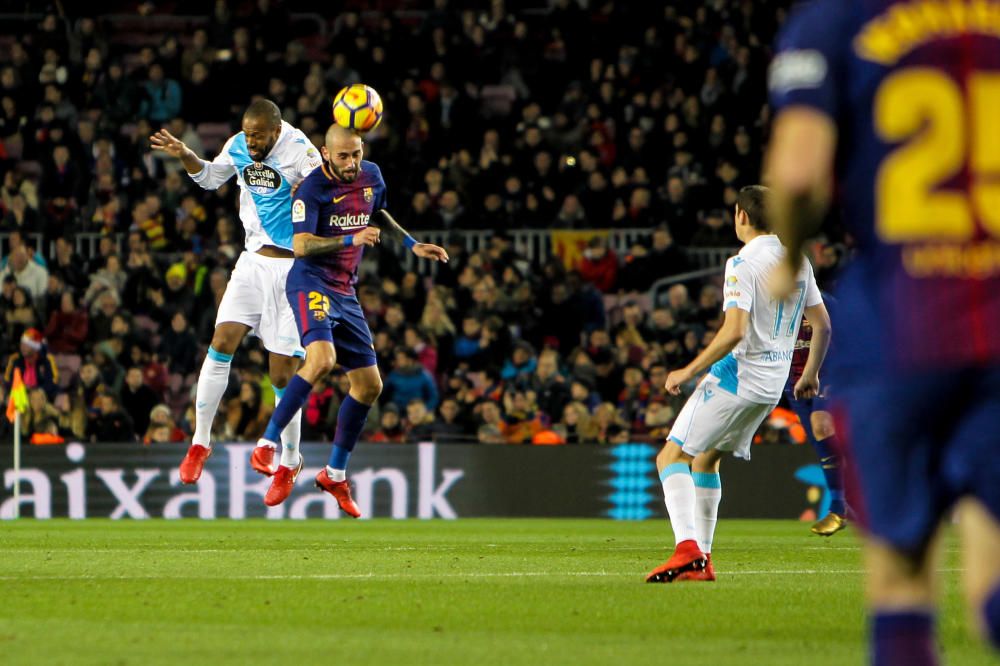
left=255, top=124, right=448, bottom=510
left=151, top=100, right=321, bottom=486
left=646, top=185, right=831, bottom=583
left=767, top=1, right=1000, bottom=663
left=785, top=308, right=848, bottom=536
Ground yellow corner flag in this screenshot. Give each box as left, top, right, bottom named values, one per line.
left=6, top=367, right=28, bottom=423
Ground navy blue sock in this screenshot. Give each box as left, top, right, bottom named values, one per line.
left=327, top=395, right=371, bottom=471
left=813, top=434, right=846, bottom=515
left=262, top=375, right=312, bottom=443
left=985, top=583, right=1000, bottom=649
left=872, top=611, right=937, bottom=666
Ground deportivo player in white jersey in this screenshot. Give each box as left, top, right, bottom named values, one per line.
left=646, top=185, right=832, bottom=583
left=150, top=99, right=323, bottom=485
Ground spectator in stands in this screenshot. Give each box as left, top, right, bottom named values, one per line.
left=558, top=401, right=598, bottom=445
left=385, top=347, right=440, bottom=411
left=370, top=403, right=405, bottom=443
left=501, top=341, right=537, bottom=381
left=158, top=311, right=198, bottom=376
left=690, top=208, right=737, bottom=247
left=44, top=289, right=88, bottom=354
left=121, top=366, right=159, bottom=437
left=527, top=350, right=571, bottom=421
left=1, top=245, right=48, bottom=301
left=23, top=387, right=61, bottom=442
left=143, top=404, right=187, bottom=444
left=50, top=236, right=86, bottom=292
left=578, top=235, right=618, bottom=293
left=87, top=389, right=135, bottom=443
left=404, top=326, right=438, bottom=376
left=1, top=192, right=40, bottom=234
left=405, top=398, right=436, bottom=443
left=4, top=286, right=39, bottom=343
left=224, top=380, right=270, bottom=442
left=140, top=62, right=182, bottom=125
left=4, top=327, right=58, bottom=399
left=432, top=397, right=468, bottom=442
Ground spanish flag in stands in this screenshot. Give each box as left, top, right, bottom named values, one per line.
left=5, top=367, right=27, bottom=423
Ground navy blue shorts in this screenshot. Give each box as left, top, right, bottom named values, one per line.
left=287, top=281, right=376, bottom=371
left=784, top=384, right=833, bottom=444
left=838, top=367, right=1000, bottom=555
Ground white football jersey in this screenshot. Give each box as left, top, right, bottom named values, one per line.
left=710, top=234, right=822, bottom=404
left=189, top=120, right=322, bottom=253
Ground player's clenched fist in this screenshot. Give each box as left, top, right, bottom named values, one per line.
left=352, top=227, right=381, bottom=247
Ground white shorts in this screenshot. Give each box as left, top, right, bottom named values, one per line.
left=216, top=251, right=305, bottom=358
left=667, top=375, right=774, bottom=460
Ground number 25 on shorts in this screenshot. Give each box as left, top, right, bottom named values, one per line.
left=308, top=291, right=331, bottom=321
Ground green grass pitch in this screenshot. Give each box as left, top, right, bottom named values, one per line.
left=0, top=519, right=993, bottom=666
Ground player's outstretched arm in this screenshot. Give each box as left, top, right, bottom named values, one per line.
left=292, top=228, right=380, bottom=258
left=794, top=302, right=831, bottom=400
left=377, top=209, right=449, bottom=263
left=149, top=129, right=206, bottom=175
left=664, top=307, right=749, bottom=395
left=765, top=108, right=836, bottom=297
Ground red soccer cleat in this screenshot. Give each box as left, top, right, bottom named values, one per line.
left=179, top=444, right=211, bottom=484
left=675, top=553, right=716, bottom=582
left=315, top=469, right=361, bottom=518
left=251, top=440, right=277, bottom=477
left=264, top=455, right=305, bottom=507
left=645, top=539, right=708, bottom=583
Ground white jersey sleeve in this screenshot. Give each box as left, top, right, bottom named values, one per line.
left=190, top=135, right=238, bottom=190
left=803, top=258, right=823, bottom=307
left=723, top=256, right=754, bottom=313
left=290, top=132, right=323, bottom=180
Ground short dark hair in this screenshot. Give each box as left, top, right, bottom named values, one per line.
left=736, top=185, right=769, bottom=231
left=243, top=98, right=281, bottom=127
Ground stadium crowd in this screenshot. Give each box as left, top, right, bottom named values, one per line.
left=1, top=0, right=838, bottom=446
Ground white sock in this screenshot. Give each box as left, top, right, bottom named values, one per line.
left=192, top=349, right=232, bottom=448
left=661, top=467, right=697, bottom=545
left=694, top=480, right=722, bottom=554
left=276, top=391, right=302, bottom=467
left=326, top=466, right=346, bottom=482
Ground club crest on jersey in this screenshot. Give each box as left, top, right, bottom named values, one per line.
left=363, top=187, right=373, bottom=202
left=313, top=309, right=327, bottom=322
left=242, top=163, right=282, bottom=195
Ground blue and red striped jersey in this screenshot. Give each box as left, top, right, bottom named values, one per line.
left=771, top=0, right=1000, bottom=371
left=291, top=159, right=387, bottom=296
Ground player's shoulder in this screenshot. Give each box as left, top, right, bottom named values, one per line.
left=361, top=160, right=385, bottom=183
left=296, top=165, right=329, bottom=198
left=778, top=0, right=857, bottom=45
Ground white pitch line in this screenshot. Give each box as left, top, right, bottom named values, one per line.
left=0, top=568, right=966, bottom=581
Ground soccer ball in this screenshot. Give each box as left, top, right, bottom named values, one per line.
left=331, top=84, right=383, bottom=133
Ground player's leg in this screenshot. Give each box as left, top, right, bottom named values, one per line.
left=179, top=320, right=250, bottom=484
left=839, top=372, right=955, bottom=666
left=260, top=340, right=336, bottom=447
left=810, top=407, right=848, bottom=535
left=312, top=298, right=381, bottom=518
left=865, top=532, right=944, bottom=666
left=957, top=498, right=1000, bottom=649
left=691, top=450, right=723, bottom=558
left=260, top=342, right=335, bottom=507
left=326, top=364, right=382, bottom=482
left=269, top=351, right=304, bottom=468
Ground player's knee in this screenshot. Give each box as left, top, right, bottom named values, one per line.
left=303, top=350, right=336, bottom=378
left=209, top=330, right=240, bottom=356
left=655, top=443, right=684, bottom=471
left=811, top=411, right=836, bottom=441
left=355, top=376, right=382, bottom=404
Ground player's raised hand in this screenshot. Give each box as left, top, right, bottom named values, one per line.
left=149, top=129, right=189, bottom=158
left=793, top=372, right=820, bottom=400
left=353, top=227, right=381, bottom=247
left=413, top=242, right=449, bottom=263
